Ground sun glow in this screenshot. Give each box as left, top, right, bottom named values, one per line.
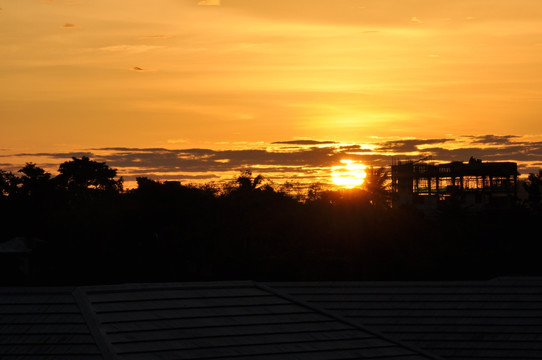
left=331, top=160, right=366, bottom=188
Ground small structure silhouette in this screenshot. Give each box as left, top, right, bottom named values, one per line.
left=391, top=157, right=518, bottom=210
left=0, top=237, right=34, bottom=284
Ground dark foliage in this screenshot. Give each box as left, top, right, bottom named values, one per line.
left=0, top=159, right=541, bottom=285
left=523, top=170, right=542, bottom=210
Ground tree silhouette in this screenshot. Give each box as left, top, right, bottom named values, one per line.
left=363, top=166, right=390, bottom=207
left=1, top=157, right=542, bottom=284
left=0, top=170, right=19, bottom=197
left=18, top=163, right=52, bottom=198
left=19, top=163, right=50, bottom=180
left=135, top=176, right=162, bottom=191
left=306, top=182, right=324, bottom=202
left=56, top=157, right=123, bottom=194
left=523, top=170, right=542, bottom=210
left=235, top=170, right=265, bottom=192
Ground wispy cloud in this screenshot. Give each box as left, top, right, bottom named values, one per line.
left=467, top=134, right=520, bottom=145
left=4, top=152, right=94, bottom=159
left=167, top=139, right=188, bottom=144
left=61, top=23, right=79, bottom=29
left=136, top=35, right=169, bottom=40
left=376, top=139, right=452, bottom=153
left=100, top=45, right=163, bottom=54
left=272, top=140, right=338, bottom=146
left=198, top=0, right=220, bottom=6
left=131, top=66, right=153, bottom=72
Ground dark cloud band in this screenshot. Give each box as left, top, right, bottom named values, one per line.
left=2, top=136, right=542, bottom=184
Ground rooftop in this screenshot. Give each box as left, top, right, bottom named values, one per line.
left=2, top=279, right=542, bottom=359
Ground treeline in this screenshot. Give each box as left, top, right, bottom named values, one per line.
left=1, top=157, right=542, bottom=285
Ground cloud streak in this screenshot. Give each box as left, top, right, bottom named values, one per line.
left=136, top=35, right=169, bottom=40
left=376, top=139, right=452, bottom=153
left=197, top=0, right=220, bottom=6
left=100, top=45, right=163, bottom=54
left=2, top=136, right=542, bottom=186
left=467, top=135, right=520, bottom=145
left=131, top=66, right=152, bottom=72
left=272, top=140, right=338, bottom=146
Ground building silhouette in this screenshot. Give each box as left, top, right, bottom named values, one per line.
left=391, top=157, right=518, bottom=210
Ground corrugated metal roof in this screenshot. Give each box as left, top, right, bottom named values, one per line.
left=266, top=279, right=542, bottom=360
left=83, top=281, right=438, bottom=359
left=0, top=286, right=103, bottom=360
left=1, top=281, right=440, bottom=360
left=4, top=280, right=541, bottom=359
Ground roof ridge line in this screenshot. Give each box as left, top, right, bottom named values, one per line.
left=255, top=282, right=446, bottom=360
left=79, top=280, right=256, bottom=293
left=72, top=287, right=119, bottom=360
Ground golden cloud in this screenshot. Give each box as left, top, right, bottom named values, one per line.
left=101, top=45, right=163, bottom=53
left=198, top=0, right=220, bottom=6
left=137, top=35, right=169, bottom=40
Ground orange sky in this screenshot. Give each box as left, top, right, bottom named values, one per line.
left=1, top=0, right=542, bottom=185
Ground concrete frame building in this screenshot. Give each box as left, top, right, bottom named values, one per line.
left=391, top=157, right=519, bottom=210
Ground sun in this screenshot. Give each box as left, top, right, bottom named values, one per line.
left=331, top=160, right=367, bottom=188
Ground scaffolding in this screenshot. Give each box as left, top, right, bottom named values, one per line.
left=391, top=157, right=518, bottom=209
